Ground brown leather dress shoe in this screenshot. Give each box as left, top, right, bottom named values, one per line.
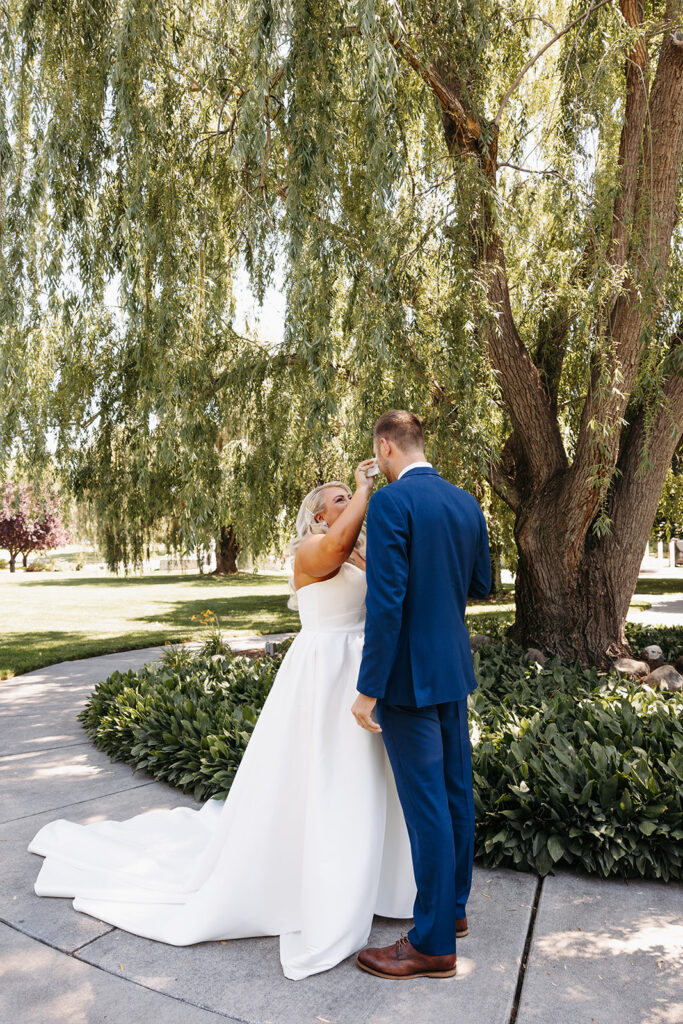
left=356, top=935, right=457, bottom=979
left=456, top=917, right=469, bottom=938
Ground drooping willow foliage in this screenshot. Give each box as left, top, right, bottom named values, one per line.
left=0, top=2, right=681, bottom=576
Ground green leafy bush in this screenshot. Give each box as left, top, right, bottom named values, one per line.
left=470, top=641, right=682, bottom=881
left=79, top=631, right=682, bottom=881
left=79, top=654, right=283, bottom=801
left=465, top=611, right=514, bottom=637
left=624, top=622, right=683, bottom=663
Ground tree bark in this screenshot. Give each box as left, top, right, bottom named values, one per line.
left=395, top=5, right=683, bottom=664
left=9, top=553, right=16, bottom=573
left=512, top=366, right=683, bottom=664
left=213, top=525, right=240, bottom=575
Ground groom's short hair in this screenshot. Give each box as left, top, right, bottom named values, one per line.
left=373, top=410, right=424, bottom=452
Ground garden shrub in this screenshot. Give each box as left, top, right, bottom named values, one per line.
left=79, top=654, right=283, bottom=801
left=625, top=621, right=683, bottom=663
left=470, top=641, right=682, bottom=881
left=79, top=630, right=683, bottom=881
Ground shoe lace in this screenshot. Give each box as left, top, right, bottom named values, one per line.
left=395, top=933, right=410, bottom=956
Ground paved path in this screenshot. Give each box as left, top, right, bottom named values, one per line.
left=629, top=591, right=683, bottom=627
left=1, top=645, right=681, bottom=1024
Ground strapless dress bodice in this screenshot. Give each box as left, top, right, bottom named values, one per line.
left=296, top=561, right=366, bottom=633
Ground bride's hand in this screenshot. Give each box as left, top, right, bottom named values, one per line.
left=354, top=459, right=378, bottom=496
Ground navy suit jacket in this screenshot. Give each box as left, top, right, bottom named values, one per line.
left=356, top=467, right=491, bottom=707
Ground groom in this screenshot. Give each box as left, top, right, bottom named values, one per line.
left=351, top=409, right=490, bottom=980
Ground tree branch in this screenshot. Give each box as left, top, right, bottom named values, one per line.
left=482, top=233, right=569, bottom=485
left=610, top=0, right=651, bottom=272
left=498, top=162, right=579, bottom=191
left=488, top=451, right=522, bottom=511
left=380, top=30, right=482, bottom=148
left=494, top=0, right=613, bottom=126
left=606, top=363, right=683, bottom=561
left=563, top=7, right=683, bottom=544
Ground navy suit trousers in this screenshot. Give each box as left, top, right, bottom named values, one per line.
left=376, top=698, right=475, bottom=956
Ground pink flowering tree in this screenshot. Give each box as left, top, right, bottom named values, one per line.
left=0, top=484, right=70, bottom=572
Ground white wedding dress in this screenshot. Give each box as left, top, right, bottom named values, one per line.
left=28, top=561, right=416, bottom=979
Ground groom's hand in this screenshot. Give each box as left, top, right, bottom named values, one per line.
left=352, top=693, right=381, bottom=733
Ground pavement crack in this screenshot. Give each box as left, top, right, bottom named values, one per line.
left=70, top=926, right=116, bottom=953
left=0, top=915, right=245, bottom=1022
left=0, top=780, right=158, bottom=825
left=0, top=741, right=90, bottom=759
left=508, top=873, right=543, bottom=1024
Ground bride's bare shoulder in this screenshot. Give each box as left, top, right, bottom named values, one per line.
left=293, top=536, right=335, bottom=589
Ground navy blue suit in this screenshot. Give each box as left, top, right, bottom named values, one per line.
left=356, top=466, right=490, bottom=955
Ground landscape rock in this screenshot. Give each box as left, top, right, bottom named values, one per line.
left=612, top=657, right=650, bottom=679
left=524, top=648, right=547, bottom=666
left=470, top=633, right=492, bottom=652
left=641, top=664, right=683, bottom=692
left=640, top=645, right=665, bottom=669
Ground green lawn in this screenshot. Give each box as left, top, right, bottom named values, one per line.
left=0, top=562, right=673, bottom=679
left=634, top=576, right=683, bottom=595
left=1, top=568, right=301, bottom=679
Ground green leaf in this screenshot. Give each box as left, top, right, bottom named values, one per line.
left=547, top=835, right=565, bottom=863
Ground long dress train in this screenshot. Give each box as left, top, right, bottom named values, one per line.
left=28, top=562, right=416, bottom=979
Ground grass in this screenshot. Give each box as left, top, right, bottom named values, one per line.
left=2, top=560, right=679, bottom=680
left=634, top=576, right=683, bottom=595
left=1, top=567, right=301, bottom=679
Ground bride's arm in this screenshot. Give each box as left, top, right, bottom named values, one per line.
left=295, top=461, right=375, bottom=580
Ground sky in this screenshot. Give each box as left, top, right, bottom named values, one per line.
left=232, top=261, right=286, bottom=347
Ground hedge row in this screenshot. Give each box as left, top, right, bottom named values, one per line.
left=79, top=632, right=682, bottom=881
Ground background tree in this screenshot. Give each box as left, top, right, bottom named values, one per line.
left=0, top=484, right=35, bottom=572
left=0, top=482, right=69, bottom=570
left=2, top=1, right=682, bottom=663
left=652, top=467, right=683, bottom=543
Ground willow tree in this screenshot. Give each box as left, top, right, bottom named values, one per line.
left=2, top=1, right=682, bottom=662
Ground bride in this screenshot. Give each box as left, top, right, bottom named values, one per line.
left=28, top=460, right=416, bottom=980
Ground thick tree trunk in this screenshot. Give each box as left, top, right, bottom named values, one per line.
left=22, top=552, right=28, bottom=568
left=512, top=382, right=683, bottom=665
left=9, top=553, right=16, bottom=573
left=213, top=525, right=240, bottom=575
left=512, top=506, right=634, bottom=666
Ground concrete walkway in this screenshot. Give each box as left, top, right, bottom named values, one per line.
left=629, top=590, right=683, bottom=627
left=1, top=644, right=681, bottom=1024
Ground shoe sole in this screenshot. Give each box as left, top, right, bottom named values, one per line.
left=356, top=957, right=456, bottom=980
left=456, top=928, right=469, bottom=938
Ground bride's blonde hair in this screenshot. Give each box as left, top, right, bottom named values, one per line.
left=287, top=482, right=366, bottom=609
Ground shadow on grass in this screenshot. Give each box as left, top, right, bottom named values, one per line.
left=1, top=592, right=300, bottom=680
left=0, top=629, right=190, bottom=680
left=634, top=577, right=683, bottom=595
left=138, top=593, right=301, bottom=633
left=16, top=571, right=286, bottom=589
